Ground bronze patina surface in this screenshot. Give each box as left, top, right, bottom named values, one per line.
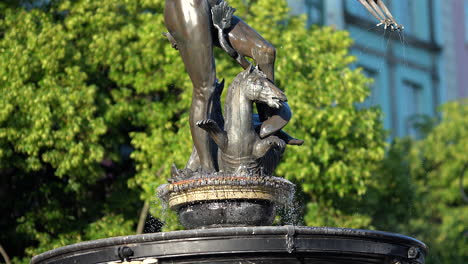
left=164, top=0, right=298, bottom=172
left=161, top=0, right=403, bottom=229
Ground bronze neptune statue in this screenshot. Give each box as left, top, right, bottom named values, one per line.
left=164, top=0, right=302, bottom=174
left=160, top=0, right=403, bottom=227
left=197, top=65, right=288, bottom=176
left=164, top=0, right=401, bottom=174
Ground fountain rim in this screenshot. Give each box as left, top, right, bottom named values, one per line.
left=31, top=226, right=428, bottom=264
left=157, top=175, right=296, bottom=209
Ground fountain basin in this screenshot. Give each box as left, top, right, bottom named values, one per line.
left=158, top=176, right=295, bottom=229
left=31, top=226, right=427, bottom=264
left=177, top=200, right=276, bottom=229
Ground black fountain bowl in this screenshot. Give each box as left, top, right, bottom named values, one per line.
left=31, top=226, right=428, bottom=264
left=177, top=199, right=276, bottom=229
left=158, top=176, right=295, bottom=229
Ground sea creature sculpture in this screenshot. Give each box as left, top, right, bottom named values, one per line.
left=197, top=65, right=288, bottom=175
left=164, top=0, right=297, bottom=172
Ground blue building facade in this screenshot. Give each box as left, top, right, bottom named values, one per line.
left=288, top=0, right=447, bottom=138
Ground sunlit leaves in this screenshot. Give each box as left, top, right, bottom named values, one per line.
left=407, top=100, right=468, bottom=263
left=364, top=101, right=468, bottom=264
left=0, top=11, right=105, bottom=180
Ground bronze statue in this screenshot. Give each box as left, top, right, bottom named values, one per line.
left=164, top=0, right=400, bottom=174
left=158, top=0, right=406, bottom=229
left=164, top=0, right=300, bottom=173
left=197, top=65, right=288, bottom=175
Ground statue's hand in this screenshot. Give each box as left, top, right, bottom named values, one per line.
left=211, top=1, right=236, bottom=30
left=197, top=119, right=228, bottom=151
left=196, top=119, right=220, bottom=132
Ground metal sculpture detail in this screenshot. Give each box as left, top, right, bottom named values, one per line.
left=29, top=3, right=426, bottom=264
left=160, top=0, right=403, bottom=229
left=197, top=65, right=288, bottom=176
left=164, top=0, right=300, bottom=174
left=164, top=0, right=401, bottom=176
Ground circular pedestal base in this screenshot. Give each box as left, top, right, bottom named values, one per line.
left=178, top=200, right=276, bottom=229
left=31, top=226, right=428, bottom=264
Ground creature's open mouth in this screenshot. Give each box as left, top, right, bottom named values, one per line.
left=272, top=97, right=287, bottom=103
left=267, top=97, right=286, bottom=109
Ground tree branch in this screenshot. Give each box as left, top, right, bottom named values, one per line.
left=0, top=244, right=12, bottom=264
left=136, top=200, right=150, bottom=234
left=136, top=166, right=165, bottom=234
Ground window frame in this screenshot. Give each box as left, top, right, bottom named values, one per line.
left=304, top=0, right=324, bottom=26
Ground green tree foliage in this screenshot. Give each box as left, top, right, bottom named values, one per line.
left=406, top=101, right=468, bottom=263
left=360, top=101, right=468, bottom=264
left=1, top=0, right=386, bottom=262
left=0, top=0, right=169, bottom=261
left=273, top=24, right=385, bottom=229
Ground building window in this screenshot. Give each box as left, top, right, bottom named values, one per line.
left=359, top=66, right=378, bottom=108
left=403, top=80, right=424, bottom=137
left=345, top=0, right=371, bottom=18
left=305, top=0, right=324, bottom=26
left=465, top=0, right=468, bottom=42
left=398, top=0, right=415, bottom=34
left=23, top=0, right=51, bottom=9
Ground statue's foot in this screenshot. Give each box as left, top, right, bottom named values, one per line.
left=258, top=103, right=292, bottom=138
left=259, top=115, right=288, bottom=138
left=277, top=130, right=304, bottom=146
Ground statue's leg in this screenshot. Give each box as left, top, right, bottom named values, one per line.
left=165, top=0, right=217, bottom=171
left=226, top=16, right=276, bottom=82
left=185, top=146, right=200, bottom=171
left=226, top=16, right=292, bottom=138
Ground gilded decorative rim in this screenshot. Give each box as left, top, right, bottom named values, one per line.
left=158, top=176, right=295, bottom=209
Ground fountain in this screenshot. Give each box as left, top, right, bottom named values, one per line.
left=31, top=1, right=426, bottom=263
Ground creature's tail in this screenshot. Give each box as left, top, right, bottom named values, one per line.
left=212, top=1, right=237, bottom=57
left=211, top=79, right=225, bottom=129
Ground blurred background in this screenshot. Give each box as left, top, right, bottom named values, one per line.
left=289, top=0, right=468, bottom=138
